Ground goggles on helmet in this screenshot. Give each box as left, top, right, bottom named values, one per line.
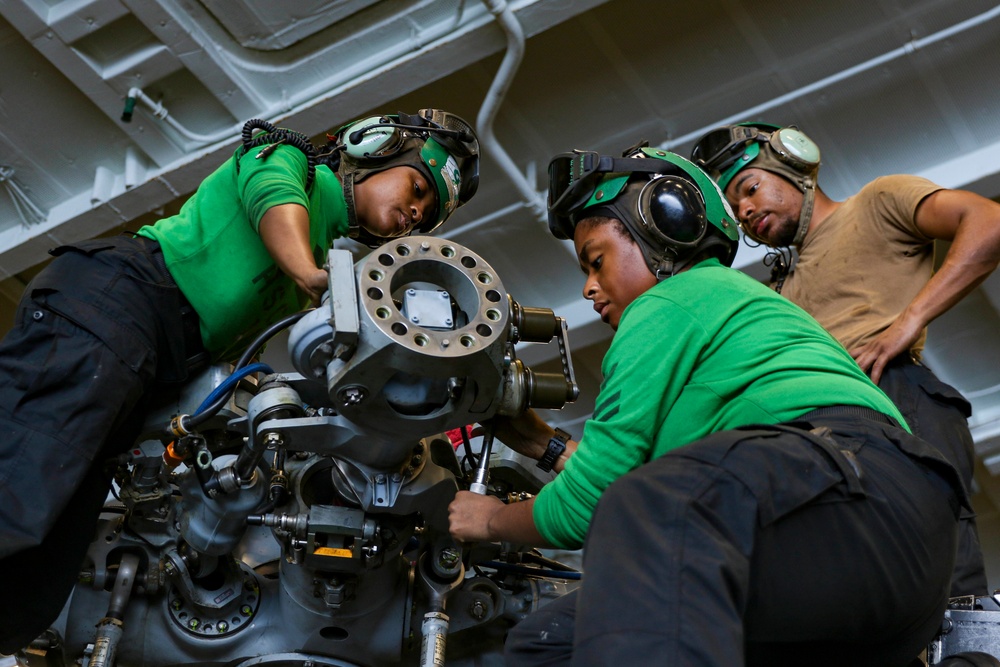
left=548, top=147, right=736, bottom=246
left=547, top=150, right=692, bottom=240
left=547, top=147, right=740, bottom=277
left=691, top=123, right=820, bottom=191
left=336, top=109, right=480, bottom=238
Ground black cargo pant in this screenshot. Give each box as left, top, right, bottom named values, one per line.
left=0, top=235, right=202, bottom=654
left=506, top=408, right=962, bottom=667
left=878, top=355, right=987, bottom=596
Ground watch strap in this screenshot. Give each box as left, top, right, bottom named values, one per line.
left=537, top=428, right=571, bottom=473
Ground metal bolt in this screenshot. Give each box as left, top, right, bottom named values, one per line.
left=437, top=547, right=461, bottom=570
left=32, top=310, right=44, bottom=321
left=407, top=289, right=416, bottom=296
left=240, top=605, right=253, bottom=617
left=420, top=242, right=430, bottom=252
left=217, top=621, right=228, bottom=633
left=188, top=618, right=200, bottom=630
left=470, top=599, right=487, bottom=620
left=339, top=386, right=367, bottom=406
left=170, top=598, right=183, bottom=611
left=411, top=315, right=420, bottom=323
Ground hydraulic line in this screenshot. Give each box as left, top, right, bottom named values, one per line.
left=175, top=310, right=311, bottom=435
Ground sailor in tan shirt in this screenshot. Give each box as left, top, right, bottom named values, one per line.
left=692, top=122, right=1000, bottom=596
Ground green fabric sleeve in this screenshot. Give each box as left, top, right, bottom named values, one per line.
left=532, top=260, right=905, bottom=549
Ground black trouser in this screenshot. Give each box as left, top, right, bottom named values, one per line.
left=506, top=409, right=961, bottom=667
left=878, top=356, right=987, bottom=596
left=0, top=236, right=202, bottom=653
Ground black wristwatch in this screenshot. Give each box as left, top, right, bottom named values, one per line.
left=537, top=428, right=571, bottom=473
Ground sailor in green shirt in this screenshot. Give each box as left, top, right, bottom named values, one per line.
left=137, top=110, right=480, bottom=361
left=448, top=148, right=965, bottom=666
left=0, top=109, right=479, bottom=653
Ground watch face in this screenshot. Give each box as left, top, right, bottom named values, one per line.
left=774, top=128, right=820, bottom=165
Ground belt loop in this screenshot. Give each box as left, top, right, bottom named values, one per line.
left=802, top=426, right=866, bottom=497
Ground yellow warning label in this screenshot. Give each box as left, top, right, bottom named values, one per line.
left=314, top=546, right=353, bottom=558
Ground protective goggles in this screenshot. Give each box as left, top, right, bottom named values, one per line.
left=410, top=109, right=479, bottom=162
left=547, top=151, right=673, bottom=239
left=339, top=110, right=479, bottom=164
left=690, top=124, right=776, bottom=175
left=692, top=124, right=820, bottom=190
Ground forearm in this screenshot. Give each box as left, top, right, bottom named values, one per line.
left=902, top=255, right=997, bottom=330
left=493, top=411, right=577, bottom=473
left=486, top=497, right=552, bottom=546
left=258, top=203, right=328, bottom=301
left=908, top=189, right=1000, bottom=329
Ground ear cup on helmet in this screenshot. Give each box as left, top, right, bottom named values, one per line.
left=768, top=127, right=821, bottom=171
left=637, top=175, right=708, bottom=249
left=341, top=116, right=403, bottom=160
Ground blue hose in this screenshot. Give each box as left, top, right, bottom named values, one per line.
left=193, top=362, right=273, bottom=416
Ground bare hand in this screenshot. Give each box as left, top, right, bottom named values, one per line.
left=298, top=267, right=329, bottom=306
left=849, top=313, right=922, bottom=385
left=448, top=491, right=505, bottom=542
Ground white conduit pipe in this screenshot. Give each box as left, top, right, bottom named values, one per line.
left=451, top=3, right=1000, bottom=236
left=122, top=1, right=471, bottom=148
left=664, top=3, right=1000, bottom=150
left=476, top=0, right=548, bottom=223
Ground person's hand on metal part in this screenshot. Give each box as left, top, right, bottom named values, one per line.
left=448, top=490, right=505, bottom=542
left=299, top=267, right=329, bottom=306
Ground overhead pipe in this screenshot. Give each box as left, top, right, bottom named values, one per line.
left=475, top=0, right=548, bottom=223
left=664, top=3, right=1000, bottom=151
left=448, top=3, right=1000, bottom=239
left=119, top=0, right=474, bottom=149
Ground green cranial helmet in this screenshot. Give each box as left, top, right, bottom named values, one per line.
left=690, top=122, right=821, bottom=246
left=547, top=146, right=739, bottom=279
left=331, top=109, right=480, bottom=248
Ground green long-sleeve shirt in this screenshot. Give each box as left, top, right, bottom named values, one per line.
left=533, top=259, right=905, bottom=549
left=138, top=145, right=348, bottom=361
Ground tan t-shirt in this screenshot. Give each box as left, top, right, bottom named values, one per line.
left=780, top=175, right=942, bottom=358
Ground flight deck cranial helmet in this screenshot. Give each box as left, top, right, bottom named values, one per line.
left=547, top=145, right=739, bottom=280
left=690, top=122, right=821, bottom=246
left=331, top=108, right=480, bottom=248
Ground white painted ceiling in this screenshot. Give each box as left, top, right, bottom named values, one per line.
left=4, top=0, right=1000, bottom=530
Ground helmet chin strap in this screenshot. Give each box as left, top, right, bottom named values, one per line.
left=654, top=257, right=675, bottom=282
left=792, top=179, right=816, bottom=246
